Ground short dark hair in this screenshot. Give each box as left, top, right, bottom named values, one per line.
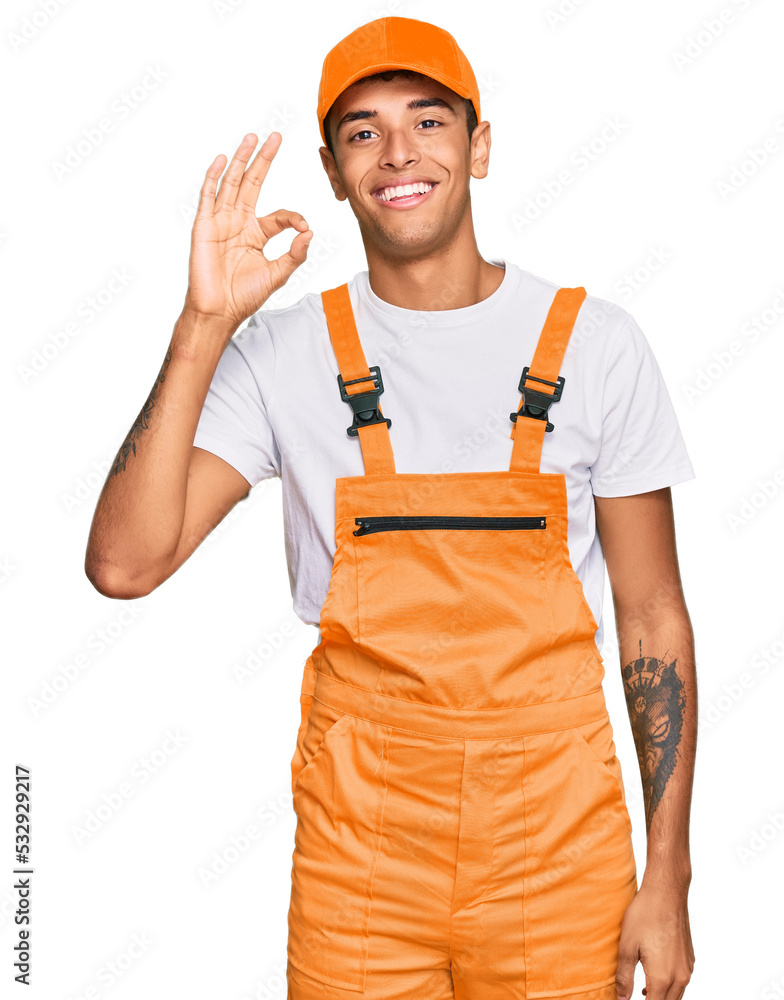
left=323, top=69, right=478, bottom=157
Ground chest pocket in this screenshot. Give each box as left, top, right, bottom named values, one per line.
left=353, top=514, right=556, bottom=705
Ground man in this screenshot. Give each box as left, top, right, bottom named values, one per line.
left=85, top=15, right=696, bottom=1000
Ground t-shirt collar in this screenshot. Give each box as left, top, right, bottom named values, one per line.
left=356, top=258, right=517, bottom=329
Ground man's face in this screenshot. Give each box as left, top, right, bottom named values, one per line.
left=319, top=73, right=489, bottom=258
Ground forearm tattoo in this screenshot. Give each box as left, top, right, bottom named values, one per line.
left=109, top=346, right=173, bottom=476
left=622, top=640, right=685, bottom=829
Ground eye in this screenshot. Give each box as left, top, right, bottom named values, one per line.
left=348, top=129, right=376, bottom=143
left=348, top=119, right=443, bottom=143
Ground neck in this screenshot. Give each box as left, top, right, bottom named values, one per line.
left=363, top=224, right=504, bottom=312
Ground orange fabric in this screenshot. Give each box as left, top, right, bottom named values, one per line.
left=508, top=286, right=587, bottom=479
left=317, top=16, right=481, bottom=147
left=286, top=285, right=637, bottom=999
left=321, top=284, right=396, bottom=477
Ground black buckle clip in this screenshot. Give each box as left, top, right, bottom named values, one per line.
left=337, top=365, right=392, bottom=437
left=509, top=367, right=566, bottom=433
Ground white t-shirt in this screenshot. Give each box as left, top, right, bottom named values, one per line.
left=192, top=258, right=696, bottom=651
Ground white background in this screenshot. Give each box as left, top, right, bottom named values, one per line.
left=3, top=0, right=783, bottom=997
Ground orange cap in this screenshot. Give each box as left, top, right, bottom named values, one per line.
left=317, top=16, right=481, bottom=148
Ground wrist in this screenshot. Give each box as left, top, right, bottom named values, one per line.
left=173, top=308, right=237, bottom=360
left=640, top=859, right=692, bottom=897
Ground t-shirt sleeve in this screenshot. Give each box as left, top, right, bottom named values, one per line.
left=590, top=312, right=695, bottom=497
left=192, top=311, right=281, bottom=486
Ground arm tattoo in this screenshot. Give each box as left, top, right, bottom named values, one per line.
left=109, top=346, right=173, bottom=476
left=622, top=640, right=685, bottom=830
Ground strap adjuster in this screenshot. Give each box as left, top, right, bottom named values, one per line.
left=337, top=365, right=392, bottom=438
left=509, top=367, right=566, bottom=433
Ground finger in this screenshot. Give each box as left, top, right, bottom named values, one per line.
left=643, top=975, right=671, bottom=1000
left=268, top=227, right=313, bottom=288
left=257, top=209, right=310, bottom=243
left=647, top=979, right=672, bottom=1000
left=615, top=948, right=636, bottom=1000
left=215, top=133, right=259, bottom=213
left=195, top=153, right=227, bottom=222
left=235, top=132, right=282, bottom=213
left=664, top=974, right=690, bottom=1000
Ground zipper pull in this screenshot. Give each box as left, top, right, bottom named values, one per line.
left=354, top=519, right=370, bottom=536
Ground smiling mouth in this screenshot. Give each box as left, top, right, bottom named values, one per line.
left=372, top=181, right=438, bottom=206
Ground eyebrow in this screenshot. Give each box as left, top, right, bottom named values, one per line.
left=334, top=97, right=457, bottom=136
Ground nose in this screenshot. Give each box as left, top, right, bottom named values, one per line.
left=376, top=127, right=419, bottom=169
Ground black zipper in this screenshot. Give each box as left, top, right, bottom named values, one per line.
left=353, top=515, right=546, bottom=536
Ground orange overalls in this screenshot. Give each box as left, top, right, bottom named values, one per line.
left=286, top=282, right=638, bottom=1000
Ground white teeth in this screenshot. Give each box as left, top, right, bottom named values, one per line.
left=375, top=182, right=434, bottom=201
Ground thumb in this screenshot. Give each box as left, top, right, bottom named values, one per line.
left=269, top=227, right=312, bottom=287
left=615, top=943, right=637, bottom=1000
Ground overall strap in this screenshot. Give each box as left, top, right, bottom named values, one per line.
left=508, top=286, right=587, bottom=474
left=321, top=283, right=396, bottom=476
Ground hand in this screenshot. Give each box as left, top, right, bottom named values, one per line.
left=183, top=132, right=312, bottom=328
left=615, top=883, right=695, bottom=999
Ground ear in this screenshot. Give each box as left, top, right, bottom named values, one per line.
left=470, top=120, right=491, bottom=181
left=319, top=146, right=348, bottom=202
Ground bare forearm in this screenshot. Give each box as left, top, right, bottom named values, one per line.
left=617, top=603, right=697, bottom=891
left=85, top=309, right=235, bottom=596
